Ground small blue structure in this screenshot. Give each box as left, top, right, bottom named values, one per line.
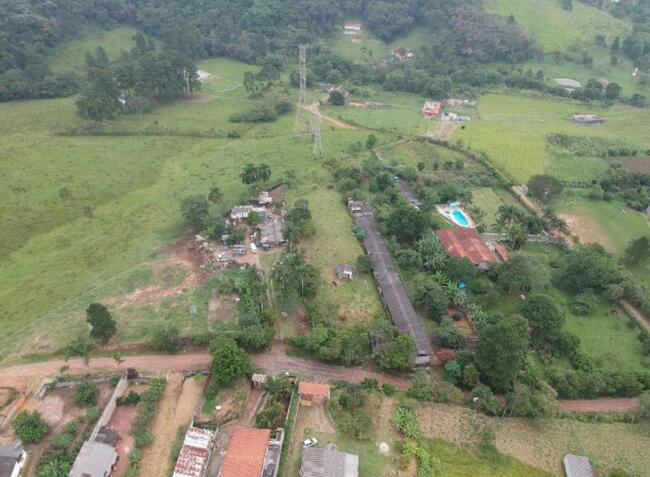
left=458, top=282, right=466, bottom=290
left=191, top=304, right=198, bottom=315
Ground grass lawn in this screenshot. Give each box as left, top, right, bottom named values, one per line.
left=485, top=0, right=630, bottom=53
left=0, top=57, right=389, bottom=363
left=470, top=187, right=525, bottom=229
left=455, top=92, right=650, bottom=182
left=489, top=243, right=648, bottom=372
left=49, top=26, right=149, bottom=74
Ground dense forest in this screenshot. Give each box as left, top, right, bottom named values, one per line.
left=2, top=0, right=650, bottom=104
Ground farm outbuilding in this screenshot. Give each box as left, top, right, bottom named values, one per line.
left=298, top=381, right=331, bottom=405
left=259, top=219, right=284, bottom=245
left=393, top=48, right=414, bottom=62
left=344, top=22, right=362, bottom=34
left=563, top=454, right=594, bottom=477
left=422, top=101, right=442, bottom=118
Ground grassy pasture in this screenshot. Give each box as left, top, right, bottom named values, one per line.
left=0, top=57, right=387, bottom=362
left=455, top=92, right=650, bottom=182
left=470, top=187, right=525, bottom=227
left=49, top=26, right=147, bottom=74
left=485, top=0, right=630, bottom=53
left=331, top=27, right=430, bottom=64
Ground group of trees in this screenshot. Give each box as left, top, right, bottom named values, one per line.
left=76, top=38, right=199, bottom=121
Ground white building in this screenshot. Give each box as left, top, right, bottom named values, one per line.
left=173, top=426, right=216, bottom=477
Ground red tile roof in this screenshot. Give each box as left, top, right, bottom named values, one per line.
left=220, top=427, right=270, bottom=477
left=436, top=228, right=497, bottom=266
left=298, top=381, right=331, bottom=398
left=494, top=244, right=509, bottom=262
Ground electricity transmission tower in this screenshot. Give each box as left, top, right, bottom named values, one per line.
left=311, top=107, right=322, bottom=156
left=294, top=44, right=308, bottom=137
left=294, top=44, right=323, bottom=155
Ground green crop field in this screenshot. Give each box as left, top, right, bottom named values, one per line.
left=485, top=0, right=630, bottom=53
left=0, top=57, right=388, bottom=363
left=455, top=92, right=650, bottom=182
left=49, top=26, right=149, bottom=74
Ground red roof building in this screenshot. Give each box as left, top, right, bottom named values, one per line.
left=436, top=228, right=497, bottom=268
left=298, top=382, right=331, bottom=404
left=219, top=427, right=271, bottom=477
left=494, top=244, right=510, bottom=262
left=422, top=101, right=442, bottom=118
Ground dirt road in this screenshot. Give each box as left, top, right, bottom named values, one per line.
left=0, top=351, right=640, bottom=414
left=301, top=104, right=358, bottom=130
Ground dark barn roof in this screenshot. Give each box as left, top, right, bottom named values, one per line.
left=348, top=201, right=432, bottom=360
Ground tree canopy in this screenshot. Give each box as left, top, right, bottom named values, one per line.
left=85, top=303, right=116, bottom=343
left=209, top=336, right=253, bottom=387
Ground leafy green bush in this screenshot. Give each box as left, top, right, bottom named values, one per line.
left=75, top=382, right=99, bottom=407
left=570, top=291, right=597, bottom=316
left=150, top=326, right=183, bottom=354
left=12, top=411, right=49, bottom=443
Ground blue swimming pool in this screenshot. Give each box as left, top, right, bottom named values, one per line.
left=452, top=209, right=470, bottom=227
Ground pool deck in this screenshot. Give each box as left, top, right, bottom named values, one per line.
left=435, top=205, right=476, bottom=229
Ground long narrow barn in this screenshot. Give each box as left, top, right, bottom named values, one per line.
left=348, top=200, right=432, bottom=364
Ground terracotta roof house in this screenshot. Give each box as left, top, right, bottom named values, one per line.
left=69, top=441, right=118, bottom=477
left=422, top=100, right=442, bottom=118
left=0, top=443, right=26, bottom=477
left=494, top=243, right=510, bottom=262
left=172, top=426, right=216, bottom=477
left=563, top=454, right=594, bottom=477
left=300, top=444, right=358, bottom=477
left=219, top=427, right=271, bottom=477
left=298, top=382, right=331, bottom=405
left=436, top=227, right=497, bottom=269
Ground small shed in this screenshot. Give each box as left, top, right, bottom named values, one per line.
left=572, top=114, right=603, bottom=124
left=298, top=382, right=331, bottom=406
left=69, top=441, right=118, bottom=477
left=344, top=22, right=362, bottom=34
left=393, top=48, right=414, bottom=62
left=494, top=244, right=509, bottom=262
left=335, top=264, right=353, bottom=280
left=251, top=374, right=267, bottom=387
left=260, top=219, right=285, bottom=245
left=563, top=454, right=594, bottom=477
left=300, top=444, right=359, bottom=477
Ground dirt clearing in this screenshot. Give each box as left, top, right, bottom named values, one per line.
left=558, top=213, right=617, bottom=251
left=138, top=373, right=204, bottom=477
left=433, top=120, right=458, bottom=140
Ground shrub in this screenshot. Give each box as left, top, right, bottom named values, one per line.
left=117, top=391, right=141, bottom=406
left=12, top=411, right=49, bottom=443
left=462, top=364, right=480, bottom=388
left=434, top=319, right=466, bottom=349
left=150, top=326, right=183, bottom=354
left=443, top=360, right=462, bottom=384
left=337, top=410, right=372, bottom=440
left=570, top=291, right=597, bottom=316
left=255, top=401, right=285, bottom=429
left=75, top=382, right=99, bottom=407
left=382, top=383, right=396, bottom=396
left=35, top=454, right=72, bottom=477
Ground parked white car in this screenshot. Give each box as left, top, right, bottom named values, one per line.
left=302, top=437, right=318, bottom=449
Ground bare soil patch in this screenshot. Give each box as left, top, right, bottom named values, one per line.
left=109, top=405, right=137, bottom=477
left=433, top=120, right=459, bottom=140
left=207, top=289, right=235, bottom=327
left=619, top=157, right=650, bottom=174
left=138, top=373, right=204, bottom=477
left=108, top=235, right=207, bottom=308
left=558, top=213, right=617, bottom=251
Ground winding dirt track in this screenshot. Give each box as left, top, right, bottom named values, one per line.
left=0, top=351, right=639, bottom=413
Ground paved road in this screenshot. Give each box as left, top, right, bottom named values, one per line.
left=0, top=351, right=639, bottom=413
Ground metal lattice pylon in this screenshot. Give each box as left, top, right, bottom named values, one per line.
left=294, top=44, right=308, bottom=136
left=311, top=107, right=322, bottom=156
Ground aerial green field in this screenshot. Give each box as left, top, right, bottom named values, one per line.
left=455, top=92, right=650, bottom=182
left=0, top=57, right=387, bottom=363
left=49, top=26, right=147, bottom=74
left=485, top=0, right=630, bottom=53
left=331, top=26, right=430, bottom=64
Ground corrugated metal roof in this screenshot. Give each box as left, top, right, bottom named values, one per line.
left=563, top=455, right=594, bottom=477
left=69, top=441, right=117, bottom=477
left=300, top=445, right=358, bottom=477
left=173, top=427, right=216, bottom=477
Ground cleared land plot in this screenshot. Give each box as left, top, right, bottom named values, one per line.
left=455, top=93, right=650, bottom=182
left=331, top=27, right=429, bottom=64
left=49, top=26, right=149, bottom=74
left=620, top=157, right=650, bottom=174
left=418, top=402, right=650, bottom=477
left=485, top=0, right=630, bottom=53
left=546, top=155, right=609, bottom=182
